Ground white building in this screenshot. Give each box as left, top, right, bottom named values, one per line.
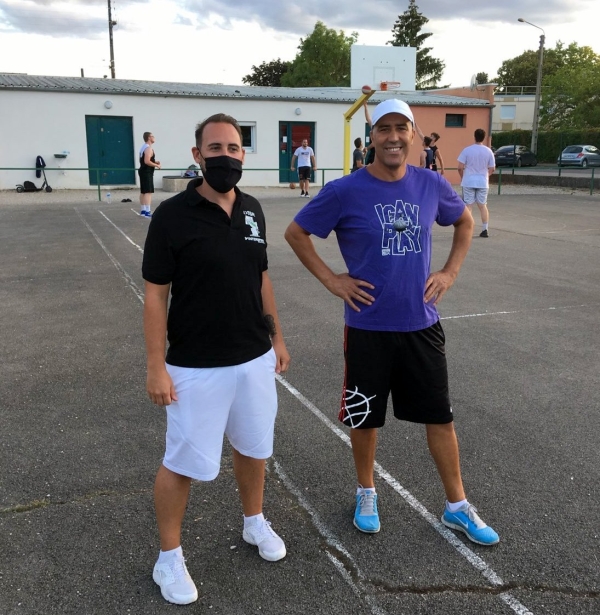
left=491, top=87, right=536, bottom=132
left=0, top=73, right=491, bottom=191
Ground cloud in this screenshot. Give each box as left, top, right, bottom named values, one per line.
left=183, top=0, right=596, bottom=36
left=0, top=0, right=143, bottom=37
left=1, top=0, right=595, bottom=42
left=174, top=13, right=193, bottom=26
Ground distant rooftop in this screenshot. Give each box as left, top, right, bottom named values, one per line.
left=0, top=73, right=492, bottom=107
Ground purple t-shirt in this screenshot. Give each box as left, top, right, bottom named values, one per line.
left=293, top=165, right=465, bottom=332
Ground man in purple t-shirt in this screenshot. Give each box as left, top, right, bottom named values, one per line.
left=285, top=99, right=499, bottom=546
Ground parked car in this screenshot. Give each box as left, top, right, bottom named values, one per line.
left=494, top=145, right=538, bottom=167
left=557, top=145, right=600, bottom=168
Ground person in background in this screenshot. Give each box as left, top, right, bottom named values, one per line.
left=415, top=124, right=445, bottom=175
left=457, top=128, right=495, bottom=238
left=420, top=136, right=435, bottom=170
left=291, top=139, right=317, bottom=197
left=138, top=132, right=161, bottom=217
left=352, top=137, right=365, bottom=172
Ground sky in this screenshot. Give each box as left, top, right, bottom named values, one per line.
left=0, top=0, right=598, bottom=87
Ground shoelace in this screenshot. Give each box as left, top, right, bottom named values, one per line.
left=465, top=504, right=486, bottom=529
left=253, top=519, right=278, bottom=541
left=170, top=557, right=189, bottom=581
left=358, top=492, right=377, bottom=516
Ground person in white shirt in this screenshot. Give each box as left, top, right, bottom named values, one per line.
left=291, top=139, right=317, bottom=197
left=457, top=129, right=496, bottom=238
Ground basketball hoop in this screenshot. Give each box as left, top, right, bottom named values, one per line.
left=380, top=81, right=401, bottom=91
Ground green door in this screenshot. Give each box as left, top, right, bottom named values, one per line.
left=279, top=122, right=315, bottom=183
left=85, top=116, right=135, bottom=185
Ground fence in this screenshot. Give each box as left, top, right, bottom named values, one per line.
left=0, top=166, right=347, bottom=201
left=2, top=165, right=597, bottom=199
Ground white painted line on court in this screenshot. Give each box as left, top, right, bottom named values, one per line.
left=273, top=460, right=389, bottom=615
left=76, top=209, right=145, bottom=305
left=275, top=374, right=535, bottom=615
left=499, top=592, right=535, bottom=615
left=98, top=210, right=144, bottom=254
left=441, top=304, right=589, bottom=321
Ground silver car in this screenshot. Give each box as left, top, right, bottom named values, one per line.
left=557, top=145, right=600, bottom=168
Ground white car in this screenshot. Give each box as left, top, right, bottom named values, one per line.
left=557, top=145, right=600, bottom=168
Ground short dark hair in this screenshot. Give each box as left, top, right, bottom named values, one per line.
left=431, top=132, right=440, bottom=141
left=195, top=113, right=243, bottom=148
left=474, top=128, right=486, bottom=143
left=143, top=132, right=152, bottom=142
left=354, top=137, right=362, bottom=148
left=423, top=136, right=432, bottom=146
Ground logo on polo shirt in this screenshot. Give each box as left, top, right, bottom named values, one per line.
left=244, top=211, right=265, bottom=244
left=375, top=199, right=421, bottom=256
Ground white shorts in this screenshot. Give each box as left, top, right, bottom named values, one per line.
left=462, top=187, right=489, bottom=205
left=163, top=348, right=277, bottom=481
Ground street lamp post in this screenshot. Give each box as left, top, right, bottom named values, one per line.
left=518, top=18, right=545, bottom=154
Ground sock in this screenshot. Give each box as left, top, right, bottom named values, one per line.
left=482, top=223, right=489, bottom=231
left=244, top=512, right=265, bottom=528
left=158, top=545, right=183, bottom=563
left=357, top=484, right=376, bottom=495
left=446, top=499, right=468, bottom=513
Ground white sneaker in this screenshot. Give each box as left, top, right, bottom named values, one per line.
left=243, top=518, right=286, bottom=562
left=153, top=556, right=198, bottom=605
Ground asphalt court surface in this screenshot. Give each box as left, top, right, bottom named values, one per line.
left=0, top=187, right=599, bottom=615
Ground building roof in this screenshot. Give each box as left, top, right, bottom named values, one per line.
left=0, top=73, right=491, bottom=108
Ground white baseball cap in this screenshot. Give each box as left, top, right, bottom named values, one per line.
left=371, top=99, right=414, bottom=127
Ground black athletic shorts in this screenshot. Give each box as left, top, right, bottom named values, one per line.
left=339, top=322, right=452, bottom=429
left=298, top=167, right=311, bottom=180
left=138, top=168, right=155, bottom=194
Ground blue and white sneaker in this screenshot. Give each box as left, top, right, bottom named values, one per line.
left=441, top=502, right=499, bottom=546
left=353, top=488, right=380, bottom=533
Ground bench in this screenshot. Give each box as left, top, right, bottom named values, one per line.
left=161, top=175, right=197, bottom=192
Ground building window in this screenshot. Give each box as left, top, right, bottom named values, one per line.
left=239, top=123, right=256, bottom=153
left=500, top=105, right=516, bottom=120
left=445, top=114, right=466, bottom=127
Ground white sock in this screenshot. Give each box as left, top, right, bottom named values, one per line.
left=244, top=512, right=265, bottom=528
left=482, top=223, right=489, bottom=230
left=357, top=484, right=376, bottom=495
left=446, top=499, right=468, bottom=513
left=158, top=545, right=183, bottom=563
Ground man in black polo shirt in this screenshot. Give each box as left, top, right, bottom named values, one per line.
left=142, top=113, right=290, bottom=605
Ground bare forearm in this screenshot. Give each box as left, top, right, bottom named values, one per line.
left=442, top=211, right=473, bottom=279
left=261, top=272, right=284, bottom=341
left=143, top=284, right=169, bottom=368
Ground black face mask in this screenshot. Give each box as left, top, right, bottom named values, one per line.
left=201, top=155, right=243, bottom=193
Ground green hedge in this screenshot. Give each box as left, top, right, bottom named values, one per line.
left=491, top=129, right=600, bottom=163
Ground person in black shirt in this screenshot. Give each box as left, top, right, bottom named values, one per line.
left=143, top=113, right=290, bottom=605
left=138, top=132, right=161, bottom=217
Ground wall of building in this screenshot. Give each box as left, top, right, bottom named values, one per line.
left=491, top=95, right=534, bottom=132
left=0, top=89, right=491, bottom=190
left=410, top=105, right=493, bottom=184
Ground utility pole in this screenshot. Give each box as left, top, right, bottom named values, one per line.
left=518, top=18, right=545, bottom=154
left=108, top=0, right=116, bottom=78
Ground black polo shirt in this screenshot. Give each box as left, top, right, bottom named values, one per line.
left=142, top=178, right=272, bottom=368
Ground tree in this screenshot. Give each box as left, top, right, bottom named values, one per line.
left=494, top=41, right=594, bottom=89
left=388, top=0, right=445, bottom=89
left=475, top=72, right=489, bottom=84
left=540, top=46, right=600, bottom=129
left=281, top=22, right=358, bottom=87
left=242, top=59, right=291, bottom=87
